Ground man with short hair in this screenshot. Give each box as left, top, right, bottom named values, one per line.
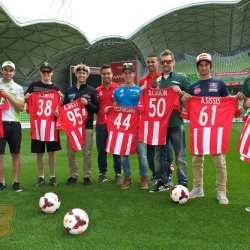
left=0, top=61, right=25, bottom=192
left=25, top=62, right=62, bottom=187
left=64, top=63, right=99, bottom=186
left=150, top=49, right=190, bottom=193
left=96, top=64, right=121, bottom=184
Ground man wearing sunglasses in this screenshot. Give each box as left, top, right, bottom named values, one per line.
left=150, top=49, right=190, bottom=193
left=25, top=62, right=62, bottom=187
left=63, top=63, right=99, bottom=187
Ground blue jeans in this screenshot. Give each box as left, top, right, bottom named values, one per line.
left=121, top=141, right=148, bottom=177
left=154, top=124, right=187, bottom=183
left=147, top=141, right=173, bottom=177
left=96, top=124, right=121, bottom=174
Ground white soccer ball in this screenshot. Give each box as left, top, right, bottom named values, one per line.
left=39, top=192, right=61, bottom=214
left=170, top=185, right=189, bottom=204
left=63, top=208, right=89, bottom=235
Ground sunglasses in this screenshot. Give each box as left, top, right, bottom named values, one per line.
left=76, top=67, right=88, bottom=73
left=41, top=70, right=52, bottom=74
left=160, top=60, right=173, bottom=65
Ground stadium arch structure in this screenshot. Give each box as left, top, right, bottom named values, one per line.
left=0, top=0, right=249, bottom=93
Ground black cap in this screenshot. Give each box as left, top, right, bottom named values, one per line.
left=122, top=63, right=135, bottom=72
left=40, top=62, right=53, bottom=71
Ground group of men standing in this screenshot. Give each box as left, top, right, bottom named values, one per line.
left=0, top=49, right=249, bottom=208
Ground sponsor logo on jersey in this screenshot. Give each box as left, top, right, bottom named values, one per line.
left=209, top=82, right=218, bottom=92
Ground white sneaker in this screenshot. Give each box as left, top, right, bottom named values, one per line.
left=189, top=184, right=204, bottom=198
left=245, top=207, right=250, bottom=212
left=217, top=190, right=229, bottom=205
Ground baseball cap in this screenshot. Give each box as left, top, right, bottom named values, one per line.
left=122, top=63, right=135, bottom=72
left=196, top=53, right=212, bottom=65
left=40, top=62, right=53, bottom=71
left=2, top=61, right=15, bottom=70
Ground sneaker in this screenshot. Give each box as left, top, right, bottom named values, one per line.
left=217, top=190, right=229, bottom=205
left=83, top=178, right=92, bottom=186
left=50, top=177, right=58, bottom=186
left=167, top=174, right=174, bottom=186
left=36, top=177, right=45, bottom=187
left=178, top=181, right=188, bottom=188
left=115, top=174, right=122, bottom=184
left=245, top=207, right=250, bottom=212
left=189, top=184, right=204, bottom=198
left=149, top=180, right=169, bottom=193
left=65, top=177, right=77, bottom=185
left=96, top=174, right=107, bottom=184
left=148, top=176, right=158, bottom=185
left=0, top=182, right=6, bottom=191
left=13, top=182, right=22, bottom=192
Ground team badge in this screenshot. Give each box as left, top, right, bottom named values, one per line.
left=194, top=87, right=201, bottom=94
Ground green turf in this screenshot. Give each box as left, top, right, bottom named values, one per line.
left=1, top=123, right=250, bottom=250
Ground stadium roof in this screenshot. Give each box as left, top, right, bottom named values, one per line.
left=0, top=0, right=249, bottom=87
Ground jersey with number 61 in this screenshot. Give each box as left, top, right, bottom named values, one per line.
left=58, top=98, right=88, bottom=151
left=181, top=96, right=238, bottom=155
left=138, top=87, right=180, bottom=145
left=106, top=106, right=140, bottom=155
left=27, top=89, right=61, bottom=141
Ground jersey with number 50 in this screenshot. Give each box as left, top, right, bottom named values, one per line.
left=27, top=89, right=61, bottom=141
left=106, top=106, right=140, bottom=156
left=181, top=96, right=238, bottom=155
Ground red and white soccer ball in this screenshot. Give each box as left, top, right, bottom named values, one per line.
left=63, top=208, right=89, bottom=235
left=39, top=192, right=61, bottom=214
left=170, top=185, right=189, bottom=204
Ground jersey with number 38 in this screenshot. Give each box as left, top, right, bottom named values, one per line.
left=27, top=89, right=61, bottom=141
left=106, top=106, right=140, bottom=155
left=181, top=96, right=238, bottom=155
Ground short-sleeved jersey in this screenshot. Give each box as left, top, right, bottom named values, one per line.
left=152, top=71, right=190, bottom=128
left=0, top=79, right=24, bottom=122
left=242, top=75, right=250, bottom=98
left=238, top=112, right=250, bottom=162
left=27, top=89, right=61, bottom=142
left=138, top=87, right=180, bottom=145
left=0, top=96, right=9, bottom=138
left=58, top=98, right=88, bottom=151
left=181, top=96, right=238, bottom=155
left=114, top=85, right=141, bottom=107
left=96, top=82, right=119, bottom=124
left=106, top=106, right=140, bottom=156
left=188, top=78, right=229, bottom=97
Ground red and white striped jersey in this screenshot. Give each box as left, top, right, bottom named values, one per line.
left=27, top=90, right=61, bottom=141
left=138, top=87, right=180, bottom=145
left=238, top=112, right=250, bottom=162
left=181, top=96, right=238, bottom=155
left=106, top=106, right=140, bottom=156
left=58, top=98, right=88, bottom=151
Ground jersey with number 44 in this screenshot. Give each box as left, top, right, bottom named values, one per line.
left=27, top=89, right=61, bottom=141
left=138, top=87, right=180, bottom=145
left=106, top=106, right=140, bottom=156
left=181, top=96, right=238, bottom=155
left=58, top=98, right=88, bottom=151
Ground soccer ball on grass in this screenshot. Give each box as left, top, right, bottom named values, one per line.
left=39, top=192, right=61, bottom=214
left=63, top=208, right=89, bottom=235
left=170, top=185, right=189, bottom=204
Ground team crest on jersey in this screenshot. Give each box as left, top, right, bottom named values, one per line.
left=99, top=91, right=103, bottom=96
left=209, top=82, right=218, bottom=92
left=194, top=87, right=201, bottom=94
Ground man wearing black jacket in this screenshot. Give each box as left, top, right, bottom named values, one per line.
left=64, top=63, right=99, bottom=186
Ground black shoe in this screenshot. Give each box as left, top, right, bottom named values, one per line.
left=0, top=182, right=6, bottom=191
left=36, top=177, right=45, bottom=187
left=96, top=174, right=107, bottom=184
left=178, top=181, right=188, bottom=188
left=149, top=180, right=169, bottom=193
left=13, top=182, right=22, bottom=192
left=115, top=174, right=122, bottom=184
left=50, top=177, right=58, bottom=186
left=65, top=177, right=77, bottom=185
left=84, top=178, right=92, bottom=186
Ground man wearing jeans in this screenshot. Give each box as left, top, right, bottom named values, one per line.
left=150, top=49, right=190, bottom=193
